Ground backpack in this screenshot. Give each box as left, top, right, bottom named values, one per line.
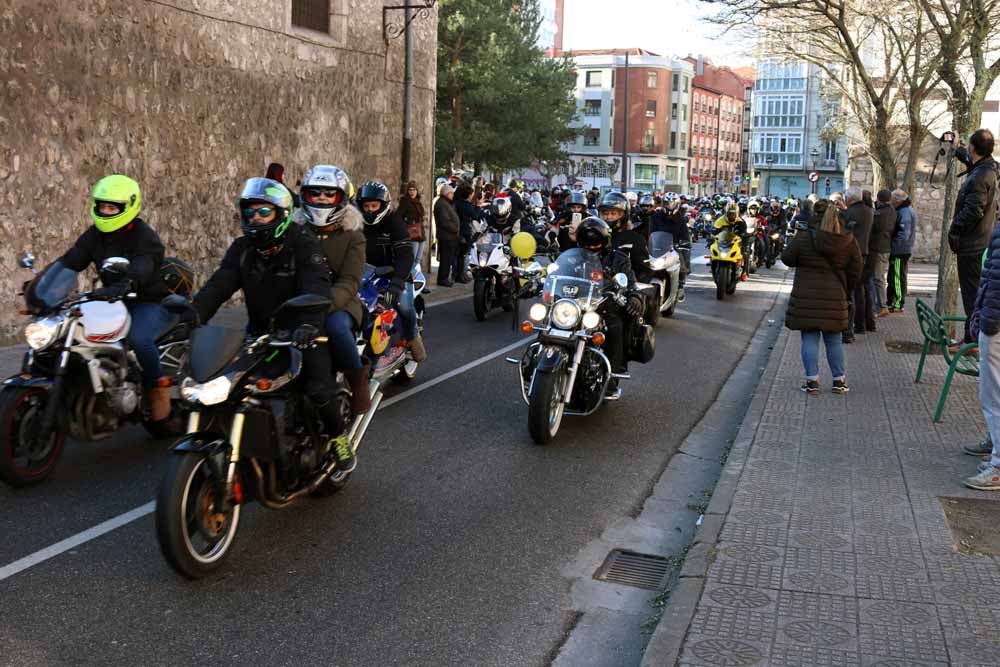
left=158, top=257, right=195, bottom=296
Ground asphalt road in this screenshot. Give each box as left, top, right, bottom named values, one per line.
left=0, top=255, right=787, bottom=667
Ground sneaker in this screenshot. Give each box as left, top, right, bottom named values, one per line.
left=375, top=345, right=406, bottom=373
left=877, top=308, right=890, bottom=318
left=801, top=380, right=820, bottom=394
left=329, top=434, right=356, bottom=473
left=963, top=436, right=993, bottom=457
left=963, top=464, right=1000, bottom=491
left=842, top=335, right=855, bottom=344
left=832, top=379, right=850, bottom=394
left=978, top=459, right=996, bottom=472
left=408, top=335, right=427, bottom=362
left=677, top=287, right=686, bottom=303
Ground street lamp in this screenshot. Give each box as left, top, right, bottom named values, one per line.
left=765, top=156, right=775, bottom=197
left=809, top=147, right=820, bottom=195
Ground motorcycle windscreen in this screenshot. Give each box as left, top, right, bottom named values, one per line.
left=189, top=325, right=247, bottom=383
left=25, top=261, right=79, bottom=312
left=543, top=248, right=603, bottom=307
left=649, top=232, right=675, bottom=257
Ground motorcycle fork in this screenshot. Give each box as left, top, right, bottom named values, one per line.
left=561, top=339, right=586, bottom=404
left=37, top=320, right=79, bottom=436
left=223, top=408, right=247, bottom=501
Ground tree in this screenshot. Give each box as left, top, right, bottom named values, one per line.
left=436, top=0, right=579, bottom=174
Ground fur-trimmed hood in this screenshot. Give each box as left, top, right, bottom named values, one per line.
left=292, top=203, right=364, bottom=232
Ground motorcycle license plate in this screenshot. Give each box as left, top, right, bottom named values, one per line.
left=545, top=328, right=573, bottom=339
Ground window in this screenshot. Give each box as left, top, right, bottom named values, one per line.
left=670, top=131, right=677, bottom=150
left=752, top=95, right=806, bottom=128
left=583, top=99, right=602, bottom=116
left=682, top=104, right=688, bottom=122
left=672, top=72, right=679, bottom=90
left=586, top=71, right=602, bottom=87
left=647, top=71, right=658, bottom=88
left=753, top=132, right=803, bottom=166
left=664, top=166, right=678, bottom=183
left=635, top=164, right=658, bottom=184
left=754, top=59, right=807, bottom=91
left=823, top=139, right=837, bottom=163
left=609, top=128, right=614, bottom=149
left=672, top=103, right=678, bottom=119
left=583, top=129, right=601, bottom=146
left=292, top=0, right=330, bottom=32
left=680, top=133, right=687, bottom=150
left=643, top=128, right=656, bottom=151
left=646, top=100, right=656, bottom=118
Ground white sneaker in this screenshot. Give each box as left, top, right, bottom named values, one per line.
left=964, top=464, right=1000, bottom=491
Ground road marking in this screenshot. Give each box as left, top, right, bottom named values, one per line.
left=424, top=292, right=472, bottom=308
left=0, top=336, right=530, bottom=582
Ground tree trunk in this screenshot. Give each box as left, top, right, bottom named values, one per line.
left=868, top=108, right=897, bottom=190
left=933, top=101, right=972, bottom=321
left=901, top=119, right=925, bottom=195
left=451, top=90, right=463, bottom=168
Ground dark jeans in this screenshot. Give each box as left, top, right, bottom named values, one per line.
left=852, top=257, right=875, bottom=332
left=126, top=302, right=171, bottom=387
left=455, top=241, right=471, bottom=281
left=302, top=338, right=344, bottom=438
left=958, top=252, right=984, bottom=343
left=437, top=239, right=459, bottom=284
left=604, top=309, right=628, bottom=373
left=887, top=253, right=910, bottom=310
left=326, top=310, right=362, bottom=371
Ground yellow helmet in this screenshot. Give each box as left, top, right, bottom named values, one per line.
left=90, top=175, right=142, bottom=233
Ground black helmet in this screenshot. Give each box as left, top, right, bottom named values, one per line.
left=598, top=191, right=630, bottom=229
left=238, top=177, right=294, bottom=255
left=567, top=191, right=588, bottom=208
left=357, top=181, right=391, bottom=226
left=638, top=194, right=655, bottom=218
left=576, top=216, right=611, bottom=252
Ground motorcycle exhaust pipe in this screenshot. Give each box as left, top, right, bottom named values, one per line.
left=308, top=383, right=384, bottom=490
left=249, top=458, right=300, bottom=510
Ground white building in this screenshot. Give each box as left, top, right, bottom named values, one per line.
left=536, top=0, right=559, bottom=54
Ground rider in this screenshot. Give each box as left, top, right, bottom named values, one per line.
left=501, top=179, right=527, bottom=229
left=194, top=177, right=355, bottom=472
left=295, top=164, right=372, bottom=416
left=576, top=217, right=643, bottom=397
left=356, top=181, right=425, bottom=372
left=714, top=201, right=749, bottom=278
left=633, top=195, right=656, bottom=237
left=651, top=197, right=692, bottom=301
left=767, top=200, right=787, bottom=236
left=599, top=192, right=651, bottom=282
left=58, top=174, right=173, bottom=423
left=554, top=190, right=592, bottom=251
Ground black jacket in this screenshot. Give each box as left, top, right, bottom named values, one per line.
left=600, top=246, right=637, bottom=291
left=782, top=222, right=862, bottom=332
left=950, top=155, right=998, bottom=256
left=59, top=218, right=166, bottom=302
left=612, top=229, right=650, bottom=282
left=650, top=210, right=690, bottom=245
left=870, top=203, right=896, bottom=255
left=455, top=199, right=486, bottom=243
left=194, top=225, right=331, bottom=335
left=364, top=211, right=415, bottom=292
left=976, top=217, right=1000, bottom=335
left=842, top=202, right=874, bottom=257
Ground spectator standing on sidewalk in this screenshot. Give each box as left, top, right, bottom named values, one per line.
left=454, top=183, right=485, bottom=283
left=949, top=129, right=998, bottom=346
left=841, top=187, right=874, bottom=341
left=397, top=181, right=427, bottom=274
left=433, top=183, right=460, bottom=286
left=782, top=199, right=863, bottom=395
left=887, top=189, right=916, bottom=312
left=871, top=189, right=897, bottom=317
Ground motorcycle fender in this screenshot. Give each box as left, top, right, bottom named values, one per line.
left=170, top=431, right=231, bottom=456
left=534, top=345, right=567, bottom=374
left=2, top=374, right=54, bottom=389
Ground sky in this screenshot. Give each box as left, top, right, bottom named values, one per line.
left=561, top=0, right=753, bottom=67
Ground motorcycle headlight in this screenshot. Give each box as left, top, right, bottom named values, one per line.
left=550, top=299, right=581, bottom=329
left=180, top=375, right=232, bottom=406
left=479, top=253, right=488, bottom=267
left=771, top=233, right=780, bottom=240
left=529, top=303, right=548, bottom=322
left=582, top=311, right=601, bottom=329
left=24, top=316, right=64, bottom=351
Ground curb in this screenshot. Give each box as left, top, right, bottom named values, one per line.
left=640, top=284, right=791, bottom=667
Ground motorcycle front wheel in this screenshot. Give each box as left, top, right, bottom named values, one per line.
left=0, top=386, right=66, bottom=487
left=713, top=264, right=726, bottom=301
left=528, top=370, right=565, bottom=445
left=473, top=277, right=490, bottom=321
left=156, top=452, right=241, bottom=579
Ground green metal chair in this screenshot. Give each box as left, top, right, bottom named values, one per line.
left=914, top=298, right=979, bottom=422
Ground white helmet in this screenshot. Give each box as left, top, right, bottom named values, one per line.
left=300, top=165, right=352, bottom=228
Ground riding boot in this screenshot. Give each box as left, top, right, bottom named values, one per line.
left=147, top=376, right=172, bottom=422
left=344, top=362, right=372, bottom=415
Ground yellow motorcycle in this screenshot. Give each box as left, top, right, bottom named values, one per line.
left=708, top=226, right=743, bottom=300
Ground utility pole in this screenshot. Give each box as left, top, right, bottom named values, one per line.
left=620, top=51, right=629, bottom=191
left=400, top=5, right=414, bottom=186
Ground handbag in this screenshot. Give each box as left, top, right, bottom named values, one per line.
left=403, top=215, right=425, bottom=242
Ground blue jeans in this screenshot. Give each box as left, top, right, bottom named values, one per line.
left=127, top=302, right=171, bottom=387
left=325, top=310, right=362, bottom=370
left=800, top=330, right=845, bottom=381
left=410, top=241, right=425, bottom=272
left=396, top=283, right=418, bottom=340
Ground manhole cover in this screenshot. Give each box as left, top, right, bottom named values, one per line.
left=594, top=549, right=671, bottom=589
left=939, top=496, right=1000, bottom=555
left=885, top=340, right=925, bottom=354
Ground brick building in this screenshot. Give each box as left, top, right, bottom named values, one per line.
left=685, top=57, right=749, bottom=195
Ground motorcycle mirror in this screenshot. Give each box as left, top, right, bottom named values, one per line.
left=18, top=251, right=35, bottom=270
left=614, top=273, right=628, bottom=288
left=100, top=256, right=131, bottom=276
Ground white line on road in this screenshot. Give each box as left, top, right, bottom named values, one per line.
left=0, top=337, right=529, bottom=582
left=424, top=292, right=472, bottom=308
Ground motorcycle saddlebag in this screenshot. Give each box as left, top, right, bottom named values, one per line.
left=628, top=322, right=656, bottom=364
left=159, top=257, right=195, bottom=296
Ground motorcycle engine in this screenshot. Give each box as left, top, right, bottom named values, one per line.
left=106, top=381, right=140, bottom=416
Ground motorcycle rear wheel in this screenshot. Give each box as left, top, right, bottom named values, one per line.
left=528, top=370, right=565, bottom=445
left=156, top=452, right=241, bottom=579
left=0, top=386, right=66, bottom=488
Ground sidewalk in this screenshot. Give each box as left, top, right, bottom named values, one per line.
left=644, top=265, right=1000, bottom=667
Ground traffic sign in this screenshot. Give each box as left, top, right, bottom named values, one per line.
left=807, top=171, right=819, bottom=183
left=733, top=175, right=742, bottom=185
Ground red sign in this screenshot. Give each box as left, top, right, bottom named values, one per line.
left=807, top=171, right=819, bottom=183
left=691, top=176, right=700, bottom=184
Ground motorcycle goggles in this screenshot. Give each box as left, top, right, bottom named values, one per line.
left=303, top=187, right=344, bottom=205
left=242, top=206, right=276, bottom=221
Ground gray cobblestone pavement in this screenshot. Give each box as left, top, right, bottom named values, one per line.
left=648, top=266, right=1000, bottom=667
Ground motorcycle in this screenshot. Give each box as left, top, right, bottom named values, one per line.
left=155, top=293, right=381, bottom=578
left=741, top=215, right=760, bottom=274
left=470, top=230, right=516, bottom=322
left=359, top=263, right=425, bottom=383
left=0, top=254, right=191, bottom=487
left=765, top=226, right=784, bottom=268
left=709, top=227, right=744, bottom=301
left=641, top=231, right=683, bottom=326
left=508, top=248, right=654, bottom=444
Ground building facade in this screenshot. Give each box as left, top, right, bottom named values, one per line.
left=685, top=58, right=748, bottom=195
left=750, top=57, right=847, bottom=199
left=0, top=0, right=437, bottom=338
left=537, top=0, right=561, bottom=55
left=556, top=49, right=693, bottom=193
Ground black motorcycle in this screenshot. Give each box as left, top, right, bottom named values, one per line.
left=155, top=294, right=377, bottom=578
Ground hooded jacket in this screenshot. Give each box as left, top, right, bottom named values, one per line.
left=781, top=217, right=863, bottom=332
left=310, top=204, right=366, bottom=327
left=891, top=200, right=917, bottom=256
left=949, top=155, right=998, bottom=256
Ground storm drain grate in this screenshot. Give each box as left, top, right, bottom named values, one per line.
left=593, top=549, right=670, bottom=589
left=885, top=340, right=925, bottom=354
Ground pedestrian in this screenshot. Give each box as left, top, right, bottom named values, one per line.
left=949, top=128, right=998, bottom=348
left=397, top=180, right=427, bottom=273
left=434, top=183, right=460, bottom=286
left=782, top=199, right=863, bottom=394
left=961, top=132, right=1000, bottom=490
left=454, top=183, right=483, bottom=283
left=870, top=189, right=896, bottom=317
left=887, top=188, right=916, bottom=313
left=841, top=186, right=875, bottom=341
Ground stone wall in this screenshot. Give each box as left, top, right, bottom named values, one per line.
left=0, top=0, right=437, bottom=338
